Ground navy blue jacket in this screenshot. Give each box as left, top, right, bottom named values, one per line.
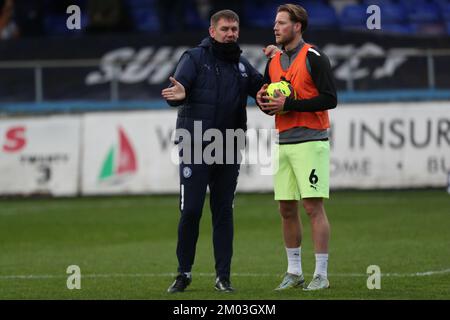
left=167, top=37, right=263, bottom=142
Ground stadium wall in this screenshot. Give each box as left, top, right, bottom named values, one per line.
left=2, top=31, right=450, bottom=108
left=0, top=102, right=449, bottom=196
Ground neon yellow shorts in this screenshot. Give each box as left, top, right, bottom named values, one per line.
left=274, top=141, right=330, bottom=200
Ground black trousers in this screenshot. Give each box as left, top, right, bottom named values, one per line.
left=176, top=161, right=240, bottom=279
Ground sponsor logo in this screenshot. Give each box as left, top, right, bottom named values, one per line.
left=182, top=166, right=192, bottom=179
left=85, top=44, right=412, bottom=87
left=239, top=62, right=248, bottom=77
left=2, top=126, right=69, bottom=186
left=99, top=127, right=137, bottom=184
left=20, top=154, right=69, bottom=185
left=2, top=126, right=26, bottom=153
left=238, top=62, right=246, bottom=73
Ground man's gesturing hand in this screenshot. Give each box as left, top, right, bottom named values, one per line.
left=161, top=77, right=186, bottom=101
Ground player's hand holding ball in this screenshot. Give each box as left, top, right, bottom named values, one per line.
left=258, top=80, right=296, bottom=116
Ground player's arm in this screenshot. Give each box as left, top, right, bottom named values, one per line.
left=262, top=58, right=272, bottom=85
left=255, top=59, right=272, bottom=108
left=283, top=48, right=337, bottom=112
left=161, top=53, right=196, bottom=107
left=247, top=44, right=277, bottom=100
left=246, top=62, right=264, bottom=100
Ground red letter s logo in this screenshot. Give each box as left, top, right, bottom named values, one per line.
left=3, top=126, right=26, bottom=152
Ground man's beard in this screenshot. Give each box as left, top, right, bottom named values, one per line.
left=278, top=29, right=296, bottom=47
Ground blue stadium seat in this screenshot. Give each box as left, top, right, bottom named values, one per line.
left=306, top=4, right=339, bottom=30
left=382, top=23, right=414, bottom=34
left=126, top=0, right=156, bottom=9
left=44, top=15, right=68, bottom=35
left=339, top=4, right=369, bottom=31
left=243, top=1, right=275, bottom=28
left=297, top=0, right=327, bottom=9
left=433, top=0, right=450, bottom=9
left=410, top=21, right=446, bottom=34
left=130, top=8, right=160, bottom=32
left=124, top=0, right=160, bottom=32
left=362, top=0, right=395, bottom=6
left=398, top=0, right=430, bottom=10
left=405, top=1, right=445, bottom=35
left=42, top=0, right=88, bottom=36
left=44, top=13, right=88, bottom=36
left=441, top=3, right=450, bottom=20
left=407, top=2, right=441, bottom=23
left=382, top=3, right=408, bottom=24
left=243, top=0, right=332, bottom=28
left=364, top=3, right=414, bottom=35
left=185, top=6, right=208, bottom=30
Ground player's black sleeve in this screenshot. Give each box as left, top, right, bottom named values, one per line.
left=262, top=58, right=272, bottom=85
left=165, top=52, right=197, bottom=107
left=246, top=61, right=264, bottom=99
left=283, top=48, right=337, bottom=112
left=255, top=59, right=272, bottom=111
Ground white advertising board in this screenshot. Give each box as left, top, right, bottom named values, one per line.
left=0, top=116, right=81, bottom=196
left=81, top=111, right=180, bottom=195
left=329, top=102, right=450, bottom=188
left=80, top=102, right=450, bottom=194
left=81, top=109, right=275, bottom=195
left=3, top=102, right=447, bottom=196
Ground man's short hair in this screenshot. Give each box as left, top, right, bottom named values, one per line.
left=277, top=4, right=308, bottom=34
left=210, top=9, right=240, bottom=27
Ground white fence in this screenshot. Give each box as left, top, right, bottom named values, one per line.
left=0, top=102, right=449, bottom=196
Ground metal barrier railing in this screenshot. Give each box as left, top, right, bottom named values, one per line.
left=1, top=48, right=450, bottom=103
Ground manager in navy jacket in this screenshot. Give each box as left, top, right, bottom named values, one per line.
left=162, top=9, right=270, bottom=293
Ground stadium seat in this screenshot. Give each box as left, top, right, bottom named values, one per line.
left=406, top=1, right=445, bottom=35
left=44, top=12, right=88, bottom=36
left=130, top=8, right=160, bottom=32
left=297, top=0, right=327, bottom=8
left=433, top=0, right=450, bottom=9
left=382, top=23, right=414, bottom=34
left=441, top=3, right=450, bottom=20
left=43, top=15, right=68, bottom=35
left=410, top=21, right=446, bottom=34
left=407, top=2, right=441, bottom=23
left=243, top=1, right=275, bottom=28
left=185, top=8, right=208, bottom=29
left=124, top=0, right=160, bottom=32
left=306, top=4, right=339, bottom=30
left=362, top=2, right=414, bottom=35
left=382, top=3, right=408, bottom=24
left=362, top=0, right=395, bottom=6
left=398, top=0, right=430, bottom=10
left=339, top=4, right=369, bottom=31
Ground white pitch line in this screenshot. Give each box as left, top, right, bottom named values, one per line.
left=1, top=269, right=450, bottom=280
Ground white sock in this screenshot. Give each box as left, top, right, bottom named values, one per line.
left=183, top=272, right=192, bottom=278
left=314, top=253, right=328, bottom=278
left=286, top=247, right=302, bottom=275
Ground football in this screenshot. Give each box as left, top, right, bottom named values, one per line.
left=265, top=80, right=297, bottom=115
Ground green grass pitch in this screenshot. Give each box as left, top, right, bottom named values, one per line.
left=0, top=190, right=449, bottom=299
